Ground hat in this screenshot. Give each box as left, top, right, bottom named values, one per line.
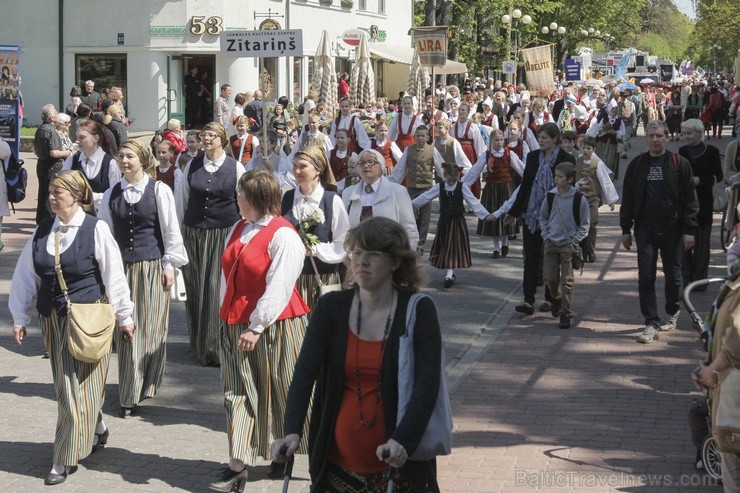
left=520, top=90, right=531, bottom=101
left=482, top=97, right=493, bottom=108
left=565, top=94, right=578, bottom=105
left=462, top=87, right=473, bottom=95
left=607, top=98, right=618, bottom=111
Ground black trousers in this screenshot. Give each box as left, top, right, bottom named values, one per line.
left=635, top=225, right=683, bottom=327
left=682, top=221, right=712, bottom=286
left=522, top=223, right=552, bottom=305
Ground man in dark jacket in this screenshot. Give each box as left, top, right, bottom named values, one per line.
left=620, top=120, right=699, bottom=343
left=244, top=89, right=264, bottom=133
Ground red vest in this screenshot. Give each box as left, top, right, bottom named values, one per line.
left=454, top=121, right=477, bottom=163
left=485, top=148, right=513, bottom=184
left=330, top=148, right=350, bottom=181
left=395, top=113, right=418, bottom=151
left=156, top=164, right=177, bottom=192
left=230, top=134, right=254, bottom=164
left=371, top=138, right=396, bottom=172
left=220, top=218, right=310, bottom=325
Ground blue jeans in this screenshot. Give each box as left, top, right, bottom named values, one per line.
left=635, top=225, right=683, bottom=327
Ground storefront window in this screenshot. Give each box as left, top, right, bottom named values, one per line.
left=75, top=54, right=127, bottom=99
left=293, top=57, right=303, bottom=105
left=358, top=0, right=366, bottom=10
left=378, top=0, right=385, bottom=14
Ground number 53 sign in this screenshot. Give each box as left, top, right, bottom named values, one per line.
left=190, top=16, right=224, bottom=36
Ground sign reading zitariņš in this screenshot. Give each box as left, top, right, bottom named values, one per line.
left=221, top=30, right=303, bottom=58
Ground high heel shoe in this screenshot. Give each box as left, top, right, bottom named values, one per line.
left=44, top=466, right=78, bottom=486
left=92, top=428, right=109, bottom=453
left=208, top=466, right=247, bottom=492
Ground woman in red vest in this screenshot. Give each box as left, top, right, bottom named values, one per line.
left=229, top=115, right=259, bottom=166
left=388, top=95, right=423, bottom=151
left=210, top=170, right=310, bottom=492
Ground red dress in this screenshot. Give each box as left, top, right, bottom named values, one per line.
left=454, top=121, right=481, bottom=198
left=394, top=114, right=418, bottom=151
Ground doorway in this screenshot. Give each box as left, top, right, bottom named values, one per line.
left=176, top=55, right=215, bottom=129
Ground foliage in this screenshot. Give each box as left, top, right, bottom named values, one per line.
left=634, top=6, right=694, bottom=62
left=691, top=0, right=740, bottom=70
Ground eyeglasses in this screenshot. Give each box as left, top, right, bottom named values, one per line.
left=358, top=159, right=380, bottom=167
left=200, top=131, right=219, bottom=140
left=346, top=249, right=387, bottom=261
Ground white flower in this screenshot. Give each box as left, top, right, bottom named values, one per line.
left=295, top=202, right=325, bottom=225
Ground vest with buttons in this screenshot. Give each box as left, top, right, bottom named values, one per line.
left=485, top=149, right=513, bottom=184
left=371, top=138, right=396, bottom=171
left=156, top=164, right=177, bottom=192
left=184, top=155, right=241, bottom=229
left=406, top=144, right=435, bottom=189
left=439, top=181, right=465, bottom=218
left=220, top=217, right=310, bottom=325
left=71, top=151, right=113, bottom=193
left=281, top=189, right=337, bottom=275
left=230, top=134, right=254, bottom=164
left=32, top=214, right=104, bottom=317
left=329, top=149, right=350, bottom=181
left=108, top=180, right=165, bottom=263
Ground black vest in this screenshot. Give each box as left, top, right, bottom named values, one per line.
left=109, top=179, right=165, bottom=263
left=71, top=151, right=113, bottom=193
left=439, top=182, right=465, bottom=218
left=281, top=189, right=337, bottom=275
left=184, top=155, right=241, bottom=229
left=33, top=214, right=104, bottom=317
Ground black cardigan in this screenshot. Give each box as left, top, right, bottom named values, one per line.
left=508, top=147, right=576, bottom=219
left=284, top=289, right=442, bottom=491
left=678, top=143, right=723, bottom=226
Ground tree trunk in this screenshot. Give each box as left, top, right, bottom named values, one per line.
left=424, top=0, right=436, bottom=26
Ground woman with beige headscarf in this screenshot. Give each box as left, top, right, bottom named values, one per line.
left=98, top=140, right=188, bottom=417
left=9, top=170, right=134, bottom=486
left=280, top=146, right=349, bottom=309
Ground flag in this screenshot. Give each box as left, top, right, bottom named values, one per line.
left=614, top=48, right=633, bottom=81
left=696, top=66, right=705, bottom=76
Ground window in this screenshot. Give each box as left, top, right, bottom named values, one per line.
left=75, top=54, right=127, bottom=102
left=378, top=0, right=385, bottom=14
left=358, top=0, right=366, bottom=10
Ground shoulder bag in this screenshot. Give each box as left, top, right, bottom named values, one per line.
left=54, top=230, right=116, bottom=364
left=308, top=254, right=341, bottom=296
left=397, top=293, right=452, bottom=461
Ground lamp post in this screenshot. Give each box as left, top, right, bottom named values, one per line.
left=541, top=22, right=566, bottom=74
left=712, top=44, right=721, bottom=74
left=502, top=8, right=531, bottom=84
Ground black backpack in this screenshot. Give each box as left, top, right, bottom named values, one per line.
left=3, top=152, right=27, bottom=208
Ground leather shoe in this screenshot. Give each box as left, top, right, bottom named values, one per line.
left=209, top=466, right=247, bottom=492
left=443, top=275, right=455, bottom=289
left=515, top=301, right=534, bottom=315
left=491, top=250, right=500, bottom=259
left=559, top=314, right=572, bottom=329
left=501, top=245, right=509, bottom=257
left=44, top=466, right=77, bottom=486
left=539, top=301, right=552, bottom=312
left=92, top=428, right=109, bottom=453
left=119, top=406, right=136, bottom=418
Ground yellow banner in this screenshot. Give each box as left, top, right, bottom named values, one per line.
left=521, top=45, right=554, bottom=94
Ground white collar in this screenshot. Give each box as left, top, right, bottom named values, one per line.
left=54, top=206, right=86, bottom=229
left=121, top=173, right=149, bottom=191
left=294, top=183, right=325, bottom=203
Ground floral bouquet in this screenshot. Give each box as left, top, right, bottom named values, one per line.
left=294, top=202, right=326, bottom=249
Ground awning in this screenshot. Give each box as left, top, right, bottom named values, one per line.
left=368, top=45, right=467, bottom=75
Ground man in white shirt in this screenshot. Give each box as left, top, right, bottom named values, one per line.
left=214, top=84, right=232, bottom=131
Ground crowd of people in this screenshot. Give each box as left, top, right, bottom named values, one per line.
left=2, top=67, right=739, bottom=490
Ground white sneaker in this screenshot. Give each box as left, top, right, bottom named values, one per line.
left=659, top=311, right=680, bottom=332
left=637, top=325, right=659, bottom=343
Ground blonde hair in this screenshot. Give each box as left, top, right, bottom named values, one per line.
left=50, top=170, right=95, bottom=214
left=167, top=119, right=182, bottom=132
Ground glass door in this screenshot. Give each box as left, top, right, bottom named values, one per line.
left=167, top=55, right=185, bottom=123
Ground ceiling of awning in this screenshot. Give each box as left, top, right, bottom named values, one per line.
left=368, top=45, right=467, bottom=75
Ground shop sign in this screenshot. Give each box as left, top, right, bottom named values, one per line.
left=342, top=29, right=366, bottom=47
left=221, top=30, right=303, bottom=57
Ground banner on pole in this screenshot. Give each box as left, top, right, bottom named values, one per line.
left=411, top=26, right=448, bottom=67
left=520, top=45, right=554, bottom=94
left=221, top=30, right=303, bottom=58
left=0, top=45, right=21, bottom=157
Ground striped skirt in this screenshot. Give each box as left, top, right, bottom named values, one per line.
left=182, top=225, right=231, bottom=366
left=219, top=316, right=310, bottom=465
left=429, top=213, right=471, bottom=269
left=297, top=271, right=341, bottom=312
left=116, top=259, right=170, bottom=408
left=477, top=182, right=517, bottom=237
left=41, top=311, right=111, bottom=466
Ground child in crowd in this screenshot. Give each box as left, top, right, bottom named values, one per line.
left=337, top=154, right=361, bottom=197
left=464, top=129, right=525, bottom=258
left=412, top=163, right=496, bottom=289
left=561, top=130, right=577, bottom=157
left=230, top=115, right=259, bottom=166
left=177, top=130, right=203, bottom=169
left=370, top=121, right=402, bottom=175
left=575, top=136, right=618, bottom=263
left=155, top=140, right=182, bottom=194
left=328, top=128, right=358, bottom=182
left=539, top=162, right=590, bottom=329
left=162, top=119, right=186, bottom=159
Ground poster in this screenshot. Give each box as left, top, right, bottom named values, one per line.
left=520, top=45, right=554, bottom=94
left=0, top=45, right=21, bottom=157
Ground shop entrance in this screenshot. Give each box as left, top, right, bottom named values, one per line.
left=170, top=55, right=215, bottom=129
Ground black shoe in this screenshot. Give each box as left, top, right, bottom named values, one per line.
left=44, top=466, right=77, bottom=486
left=209, top=467, right=248, bottom=492
left=586, top=254, right=596, bottom=263
left=559, top=314, right=572, bottom=329
left=267, top=461, right=284, bottom=479
left=501, top=245, right=509, bottom=257
left=491, top=250, right=500, bottom=259
left=550, top=300, right=562, bottom=318
left=515, top=301, right=534, bottom=315
left=508, top=234, right=517, bottom=240
left=92, top=428, right=109, bottom=453
left=443, top=275, right=455, bottom=289
left=119, top=406, right=136, bottom=418
left=539, top=301, right=552, bottom=312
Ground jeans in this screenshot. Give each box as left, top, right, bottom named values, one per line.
left=635, top=225, right=683, bottom=327
left=409, top=187, right=432, bottom=250
left=522, top=223, right=553, bottom=305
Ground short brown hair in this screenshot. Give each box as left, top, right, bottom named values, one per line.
left=555, top=162, right=576, bottom=182
left=238, top=170, right=282, bottom=218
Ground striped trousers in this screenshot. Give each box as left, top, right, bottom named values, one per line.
left=182, top=225, right=230, bottom=366
left=41, top=311, right=110, bottom=466
left=219, top=316, right=310, bottom=465
left=116, top=260, right=170, bottom=408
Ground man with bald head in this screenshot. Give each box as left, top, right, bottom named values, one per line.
left=244, top=89, right=264, bottom=133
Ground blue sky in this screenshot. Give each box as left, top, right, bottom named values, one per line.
left=674, top=0, right=696, bottom=20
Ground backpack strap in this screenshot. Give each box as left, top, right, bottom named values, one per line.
left=572, top=190, right=582, bottom=226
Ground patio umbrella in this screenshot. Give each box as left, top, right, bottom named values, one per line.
left=349, top=34, right=376, bottom=108
left=639, top=78, right=656, bottom=85
left=406, top=49, right=431, bottom=100
left=584, top=78, right=604, bottom=88
left=311, top=30, right=338, bottom=114
left=616, top=82, right=638, bottom=92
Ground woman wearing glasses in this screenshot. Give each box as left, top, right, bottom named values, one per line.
left=271, top=217, right=442, bottom=492
left=342, top=149, right=419, bottom=250
left=176, top=122, right=244, bottom=366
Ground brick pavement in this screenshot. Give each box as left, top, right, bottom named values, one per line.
left=0, top=133, right=734, bottom=492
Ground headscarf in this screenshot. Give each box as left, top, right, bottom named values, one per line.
left=200, top=121, right=231, bottom=154
left=294, top=146, right=337, bottom=191
left=50, top=170, right=95, bottom=215
left=120, top=139, right=157, bottom=178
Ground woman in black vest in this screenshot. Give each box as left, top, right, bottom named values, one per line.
left=281, top=145, right=349, bottom=310
left=9, top=170, right=134, bottom=486
left=99, top=140, right=188, bottom=417
left=176, top=121, right=243, bottom=366
left=63, top=118, right=120, bottom=211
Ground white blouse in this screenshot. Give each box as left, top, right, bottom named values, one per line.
left=62, top=147, right=121, bottom=210
left=219, top=216, right=306, bottom=333
left=291, top=184, right=349, bottom=264
left=9, top=207, right=135, bottom=327
left=98, top=174, right=189, bottom=270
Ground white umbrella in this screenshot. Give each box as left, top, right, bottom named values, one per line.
left=349, top=34, right=376, bottom=108
left=639, top=78, right=656, bottom=85
left=311, top=31, right=338, bottom=114
left=584, top=78, right=605, bottom=88
left=406, top=49, right=431, bottom=99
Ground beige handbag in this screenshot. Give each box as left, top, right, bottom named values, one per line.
left=170, top=267, right=187, bottom=302
left=308, top=254, right=341, bottom=296
left=55, top=230, right=116, bottom=364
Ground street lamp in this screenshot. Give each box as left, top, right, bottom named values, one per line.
left=712, top=44, right=721, bottom=74
left=501, top=8, right=531, bottom=84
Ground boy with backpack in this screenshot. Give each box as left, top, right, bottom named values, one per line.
left=539, top=162, right=590, bottom=329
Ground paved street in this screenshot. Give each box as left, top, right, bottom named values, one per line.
left=0, top=131, right=734, bottom=491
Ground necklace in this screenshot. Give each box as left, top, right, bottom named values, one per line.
left=354, top=292, right=395, bottom=429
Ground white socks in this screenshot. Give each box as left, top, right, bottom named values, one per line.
left=502, top=236, right=509, bottom=247
left=95, top=421, right=107, bottom=435
left=446, top=269, right=455, bottom=279
left=492, top=238, right=501, bottom=251
left=50, top=463, right=65, bottom=475
left=229, top=458, right=245, bottom=472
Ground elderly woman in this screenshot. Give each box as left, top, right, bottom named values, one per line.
left=54, top=113, right=76, bottom=152
left=63, top=118, right=120, bottom=210
left=209, top=170, right=310, bottom=492
left=98, top=140, right=188, bottom=417
left=271, top=216, right=443, bottom=492
left=281, top=146, right=349, bottom=309
left=9, top=170, right=134, bottom=485
left=176, top=121, right=244, bottom=366
left=342, top=149, right=419, bottom=250
left=678, top=118, right=723, bottom=287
